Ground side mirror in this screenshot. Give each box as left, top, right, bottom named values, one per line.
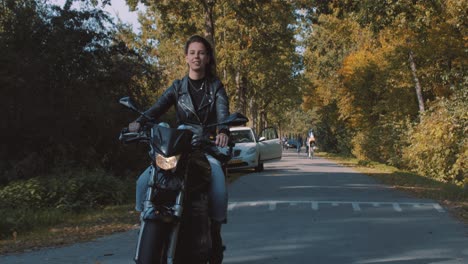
left=119, top=97, right=139, bottom=112
left=119, top=96, right=153, bottom=120
left=258, top=136, right=266, bottom=142
left=208, top=113, right=249, bottom=127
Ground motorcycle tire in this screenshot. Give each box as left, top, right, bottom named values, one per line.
left=136, top=220, right=170, bottom=264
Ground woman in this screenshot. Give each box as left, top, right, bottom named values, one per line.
left=129, top=35, right=229, bottom=264
left=307, top=129, right=316, bottom=158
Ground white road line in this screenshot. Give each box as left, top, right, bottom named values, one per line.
left=392, top=203, right=402, bottom=212
left=268, top=202, right=276, bottom=211
left=227, top=200, right=446, bottom=213
left=352, top=202, right=361, bottom=211
left=433, top=203, right=446, bottom=212
left=311, top=202, right=319, bottom=210
left=228, top=202, right=237, bottom=211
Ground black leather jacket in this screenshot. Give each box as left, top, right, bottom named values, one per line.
left=137, top=75, right=230, bottom=138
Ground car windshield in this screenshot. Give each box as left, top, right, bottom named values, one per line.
left=231, top=130, right=254, bottom=143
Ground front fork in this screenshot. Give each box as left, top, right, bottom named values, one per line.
left=166, top=192, right=183, bottom=264
left=134, top=165, right=186, bottom=264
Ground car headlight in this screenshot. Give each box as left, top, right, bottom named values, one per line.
left=246, top=147, right=256, bottom=155
left=156, top=154, right=181, bottom=170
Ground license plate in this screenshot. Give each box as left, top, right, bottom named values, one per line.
left=229, top=159, right=243, bottom=165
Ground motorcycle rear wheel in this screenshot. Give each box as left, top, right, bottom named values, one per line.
left=136, top=220, right=170, bottom=264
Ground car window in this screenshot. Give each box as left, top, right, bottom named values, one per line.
left=260, top=127, right=278, bottom=140
left=230, top=130, right=254, bottom=143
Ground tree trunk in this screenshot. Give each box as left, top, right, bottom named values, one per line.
left=259, top=110, right=267, bottom=130
left=249, top=97, right=257, bottom=133
left=259, top=110, right=264, bottom=131
left=235, top=70, right=247, bottom=114
left=200, top=0, right=216, bottom=67
left=408, top=50, right=425, bottom=113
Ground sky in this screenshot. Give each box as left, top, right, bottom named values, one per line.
left=50, top=0, right=144, bottom=32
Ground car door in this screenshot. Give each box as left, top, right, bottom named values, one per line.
left=258, top=127, right=282, bottom=162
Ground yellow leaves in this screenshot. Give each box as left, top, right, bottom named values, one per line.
left=341, top=49, right=374, bottom=80
left=403, top=96, right=467, bottom=184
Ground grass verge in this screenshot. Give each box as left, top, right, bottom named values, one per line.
left=0, top=204, right=139, bottom=255
left=316, top=152, right=468, bottom=224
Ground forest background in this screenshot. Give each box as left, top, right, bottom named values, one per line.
left=0, top=0, right=466, bottom=238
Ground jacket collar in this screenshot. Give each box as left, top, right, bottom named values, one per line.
left=179, top=76, right=214, bottom=123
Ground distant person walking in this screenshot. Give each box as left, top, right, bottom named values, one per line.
left=307, top=129, right=316, bottom=158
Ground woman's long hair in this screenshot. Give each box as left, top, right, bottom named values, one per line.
left=184, top=35, right=216, bottom=80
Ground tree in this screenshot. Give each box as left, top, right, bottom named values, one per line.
left=0, top=0, right=159, bottom=181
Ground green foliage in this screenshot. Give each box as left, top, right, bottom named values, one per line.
left=403, top=91, right=467, bottom=185
left=0, top=207, right=68, bottom=239
left=0, top=168, right=131, bottom=211
left=0, top=168, right=133, bottom=237
left=314, top=103, right=352, bottom=155
left=0, top=0, right=160, bottom=183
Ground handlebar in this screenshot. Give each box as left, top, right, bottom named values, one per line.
left=119, top=128, right=149, bottom=143
left=119, top=126, right=235, bottom=149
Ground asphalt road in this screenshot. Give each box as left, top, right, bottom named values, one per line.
left=223, top=151, right=467, bottom=264
left=1, top=151, right=467, bottom=264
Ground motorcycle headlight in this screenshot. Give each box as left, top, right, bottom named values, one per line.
left=156, top=154, right=181, bottom=171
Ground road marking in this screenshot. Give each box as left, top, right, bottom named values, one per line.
left=433, top=203, right=445, bottom=213
left=393, top=203, right=402, bottom=212
left=268, top=202, right=276, bottom=211
left=311, top=202, right=319, bottom=211
left=352, top=202, right=361, bottom=212
left=227, top=200, right=445, bottom=213
left=228, top=202, right=237, bottom=211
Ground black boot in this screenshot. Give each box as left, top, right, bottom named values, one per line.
left=210, top=220, right=225, bottom=264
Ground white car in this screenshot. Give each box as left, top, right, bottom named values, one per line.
left=227, top=126, right=282, bottom=172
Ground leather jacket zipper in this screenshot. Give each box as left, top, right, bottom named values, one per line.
left=179, top=100, right=202, bottom=123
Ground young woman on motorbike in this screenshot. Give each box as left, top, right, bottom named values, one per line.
left=128, top=35, right=229, bottom=264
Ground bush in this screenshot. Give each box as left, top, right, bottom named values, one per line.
left=0, top=168, right=131, bottom=212
left=0, top=168, right=133, bottom=238
left=351, top=118, right=411, bottom=167
left=352, top=129, right=380, bottom=161
left=403, top=94, right=467, bottom=185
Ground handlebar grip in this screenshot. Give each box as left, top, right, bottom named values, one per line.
left=119, top=127, right=146, bottom=143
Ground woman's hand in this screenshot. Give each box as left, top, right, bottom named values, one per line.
left=128, top=122, right=141, bottom=132
left=216, top=133, right=229, bottom=147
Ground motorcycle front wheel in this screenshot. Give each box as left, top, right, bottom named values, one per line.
left=135, top=220, right=170, bottom=264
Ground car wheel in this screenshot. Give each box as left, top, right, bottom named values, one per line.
left=255, top=157, right=264, bottom=172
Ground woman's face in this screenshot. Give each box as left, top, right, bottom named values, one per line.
left=185, top=41, right=210, bottom=74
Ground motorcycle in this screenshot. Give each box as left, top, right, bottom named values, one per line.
left=118, top=97, right=248, bottom=264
